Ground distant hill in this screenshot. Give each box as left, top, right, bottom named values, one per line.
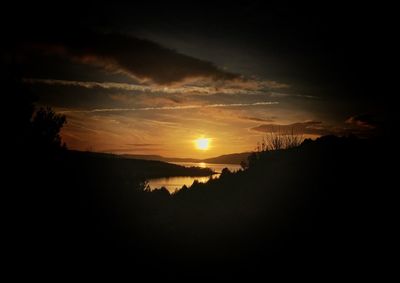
left=67, top=150, right=214, bottom=179
left=121, top=152, right=252, bottom=165
left=202, top=152, right=251, bottom=164
left=120, top=154, right=199, bottom=163
left=120, top=154, right=168, bottom=161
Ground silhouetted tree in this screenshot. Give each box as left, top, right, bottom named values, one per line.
left=138, top=180, right=151, bottom=192
left=247, top=127, right=304, bottom=168
left=283, top=128, right=304, bottom=149
left=31, top=107, right=66, bottom=151
left=262, top=127, right=304, bottom=151
left=221, top=167, right=231, bottom=177
left=3, top=64, right=67, bottom=153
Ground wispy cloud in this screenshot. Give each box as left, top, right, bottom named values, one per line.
left=59, top=101, right=279, bottom=113
left=23, top=78, right=288, bottom=95
left=239, top=116, right=276, bottom=122
left=251, top=121, right=332, bottom=136
left=125, top=143, right=160, bottom=147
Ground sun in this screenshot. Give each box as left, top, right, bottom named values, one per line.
left=195, top=137, right=210, bottom=150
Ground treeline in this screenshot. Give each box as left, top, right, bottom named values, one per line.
left=53, top=134, right=384, bottom=268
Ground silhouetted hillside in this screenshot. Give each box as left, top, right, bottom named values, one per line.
left=12, top=135, right=387, bottom=273
left=68, top=150, right=214, bottom=179
left=122, top=151, right=251, bottom=164
left=148, top=136, right=386, bottom=263
left=202, top=152, right=251, bottom=164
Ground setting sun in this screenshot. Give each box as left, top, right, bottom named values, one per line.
left=195, top=138, right=210, bottom=150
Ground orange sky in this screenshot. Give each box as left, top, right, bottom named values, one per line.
left=14, top=6, right=380, bottom=159
left=58, top=98, right=325, bottom=158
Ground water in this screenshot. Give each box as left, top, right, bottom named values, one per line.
left=174, top=162, right=242, bottom=173
left=147, top=162, right=241, bottom=193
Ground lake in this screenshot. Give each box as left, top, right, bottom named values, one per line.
left=148, top=162, right=242, bottom=193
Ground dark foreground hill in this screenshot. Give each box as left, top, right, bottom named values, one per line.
left=8, top=135, right=390, bottom=274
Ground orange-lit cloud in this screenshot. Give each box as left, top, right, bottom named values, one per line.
left=251, top=117, right=382, bottom=137
left=251, top=121, right=327, bottom=135
left=59, top=101, right=279, bottom=113
left=239, top=116, right=276, bottom=122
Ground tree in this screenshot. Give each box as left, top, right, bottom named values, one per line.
left=240, top=160, right=248, bottom=170
left=31, top=107, right=67, bottom=151
left=221, top=167, right=231, bottom=177
left=263, top=127, right=304, bottom=151
left=4, top=65, right=67, bottom=153
left=247, top=127, right=304, bottom=169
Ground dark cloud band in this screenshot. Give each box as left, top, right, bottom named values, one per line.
left=28, top=31, right=240, bottom=85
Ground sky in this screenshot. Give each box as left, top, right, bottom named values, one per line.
left=3, top=1, right=389, bottom=158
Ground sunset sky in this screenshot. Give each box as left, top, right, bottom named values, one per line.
left=5, top=2, right=387, bottom=158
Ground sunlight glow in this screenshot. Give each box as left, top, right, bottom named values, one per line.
left=195, top=138, right=210, bottom=150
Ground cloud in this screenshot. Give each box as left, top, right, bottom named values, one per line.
left=28, top=31, right=241, bottom=85
left=251, top=121, right=333, bottom=136
left=251, top=115, right=384, bottom=137
left=23, top=78, right=283, bottom=95
left=239, top=116, right=275, bottom=122
left=125, top=143, right=160, bottom=147
left=23, top=30, right=292, bottom=92
left=59, top=101, right=278, bottom=113
left=100, top=147, right=162, bottom=153
left=345, top=114, right=380, bottom=129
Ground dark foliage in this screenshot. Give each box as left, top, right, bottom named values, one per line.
left=31, top=107, right=66, bottom=151
left=4, top=68, right=67, bottom=154
left=10, top=134, right=388, bottom=275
